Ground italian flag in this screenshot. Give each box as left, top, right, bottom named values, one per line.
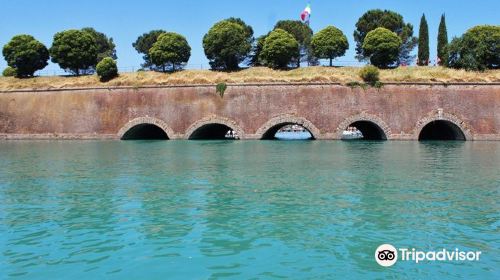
left=300, top=4, right=311, bottom=23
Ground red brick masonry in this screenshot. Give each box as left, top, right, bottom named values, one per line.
left=0, top=83, right=499, bottom=140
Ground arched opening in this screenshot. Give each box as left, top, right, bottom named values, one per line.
left=341, top=121, right=387, bottom=140
left=189, top=123, right=239, bottom=140
left=261, top=123, right=314, bottom=140
left=121, top=124, right=169, bottom=140
left=418, top=120, right=466, bottom=141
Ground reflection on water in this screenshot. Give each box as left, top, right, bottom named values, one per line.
left=0, top=141, right=499, bottom=279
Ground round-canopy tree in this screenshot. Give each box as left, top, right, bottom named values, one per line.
left=354, top=9, right=417, bottom=65
left=362, top=27, right=402, bottom=68
left=50, top=29, right=98, bottom=75
left=2, top=35, right=49, bottom=77
left=311, top=26, right=349, bottom=66
left=274, top=20, right=314, bottom=67
left=226, top=17, right=254, bottom=45
left=447, top=25, right=500, bottom=71
left=203, top=19, right=252, bottom=70
left=149, top=32, right=191, bottom=72
left=82, top=27, right=117, bottom=64
left=133, top=30, right=167, bottom=69
left=260, top=29, right=299, bottom=69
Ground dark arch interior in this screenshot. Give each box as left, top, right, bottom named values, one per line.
left=261, top=123, right=314, bottom=140
left=121, top=124, right=169, bottom=140
left=344, top=121, right=387, bottom=140
left=418, top=120, right=466, bottom=141
left=189, top=123, right=234, bottom=140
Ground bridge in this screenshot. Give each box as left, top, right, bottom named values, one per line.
left=0, top=83, right=499, bottom=141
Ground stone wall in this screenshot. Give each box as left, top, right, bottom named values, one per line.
left=0, top=83, right=499, bottom=140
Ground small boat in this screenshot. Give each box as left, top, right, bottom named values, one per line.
left=225, top=130, right=240, bottom=140
left=342, top=127, right=363, bottom=140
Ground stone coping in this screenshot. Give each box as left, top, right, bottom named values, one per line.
left=1, top=82, right=499, bottom=93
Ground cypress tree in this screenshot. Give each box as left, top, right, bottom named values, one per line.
left=418, top=14, right=429, bottom=65
left=437, top=14, right=448, bottom=65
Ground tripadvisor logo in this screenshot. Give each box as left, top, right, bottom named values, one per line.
left=375, top=244, right=482, bottom=267
left=375, top=244, right=398, bottom=267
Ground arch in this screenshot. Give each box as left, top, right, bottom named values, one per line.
left=185, top=115, right=244, bottom=140
left=336, top=113, right=391, bottom=140
left=118, top=117, right=174, bottom=140
left=255, top=114, right=321, bottom=140
left=415, top=111, right=472, bottom=141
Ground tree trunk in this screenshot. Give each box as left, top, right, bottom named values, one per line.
left=329, top=57, right=333, bottom=67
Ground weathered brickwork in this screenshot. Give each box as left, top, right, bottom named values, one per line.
left=0, top=84, right=498, bottom=140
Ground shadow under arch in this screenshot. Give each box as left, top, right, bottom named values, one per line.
left=185, top=116, right=244, bottom=140
left=118, top=117, right=173, bottom=140
left=336, top=113, right=391, bottom=140
left=255, top=115, right=321, bottom=140
left=415, top=112, right=471, bottom=141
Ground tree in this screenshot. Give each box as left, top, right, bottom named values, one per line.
left=149, top=32, right=191, bottom=72
left=226, top=17, right=255, bottom=65
left=362, top=27, right=402, bottom=68
left=260, top=29, right=299, bottom=69
left=82, top=27, right=117, bottom=64
left=354, top=9, right=417, bottom=65
left=311, top=26, right=349, bottom=66
left=437, top=14, right=448, bottom=65
left=226, top=17, right=254, bottom=44
left=203, top=19, right=252, bottom=70
left=96, top=57, right=118, bottom=81
left=50, top=29, right=98, bottom=75
left=446, top=25, right=500, bottom=71
left=133, top=30, right=166, bottom=69
left=418, top=14, right=429, bottom=66
left=274, top=20, right=313, bottom=67
left=249, top=34, right=268, bottom=66
left=2, top=34, right=49, bottom=77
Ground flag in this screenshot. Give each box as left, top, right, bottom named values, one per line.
left=300, top=3, right=311, bottom=24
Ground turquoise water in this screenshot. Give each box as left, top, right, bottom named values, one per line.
left=0, top=141, right=499, bottom=279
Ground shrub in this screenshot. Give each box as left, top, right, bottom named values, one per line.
left=149, top=32, right=191, bottom=72
left=96, top=57, right=118, bottom=81
left=359, top=65, right=380, bottom=85
left=2, top=67, right=17, bottom=77
left=50, top=29, right=98, bottom=75
left=2, top=34, right=49, bottom=77
left=260, top=29, right=299, bottom=69
left=216, top=82, right=227, bottom=98
left=362, top=27, right=402, bottom=68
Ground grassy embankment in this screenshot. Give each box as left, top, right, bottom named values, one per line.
left=0, top=66, right=499, bottom=90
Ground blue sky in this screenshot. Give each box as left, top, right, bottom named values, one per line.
left=0, top=0, right=498, bottom=73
